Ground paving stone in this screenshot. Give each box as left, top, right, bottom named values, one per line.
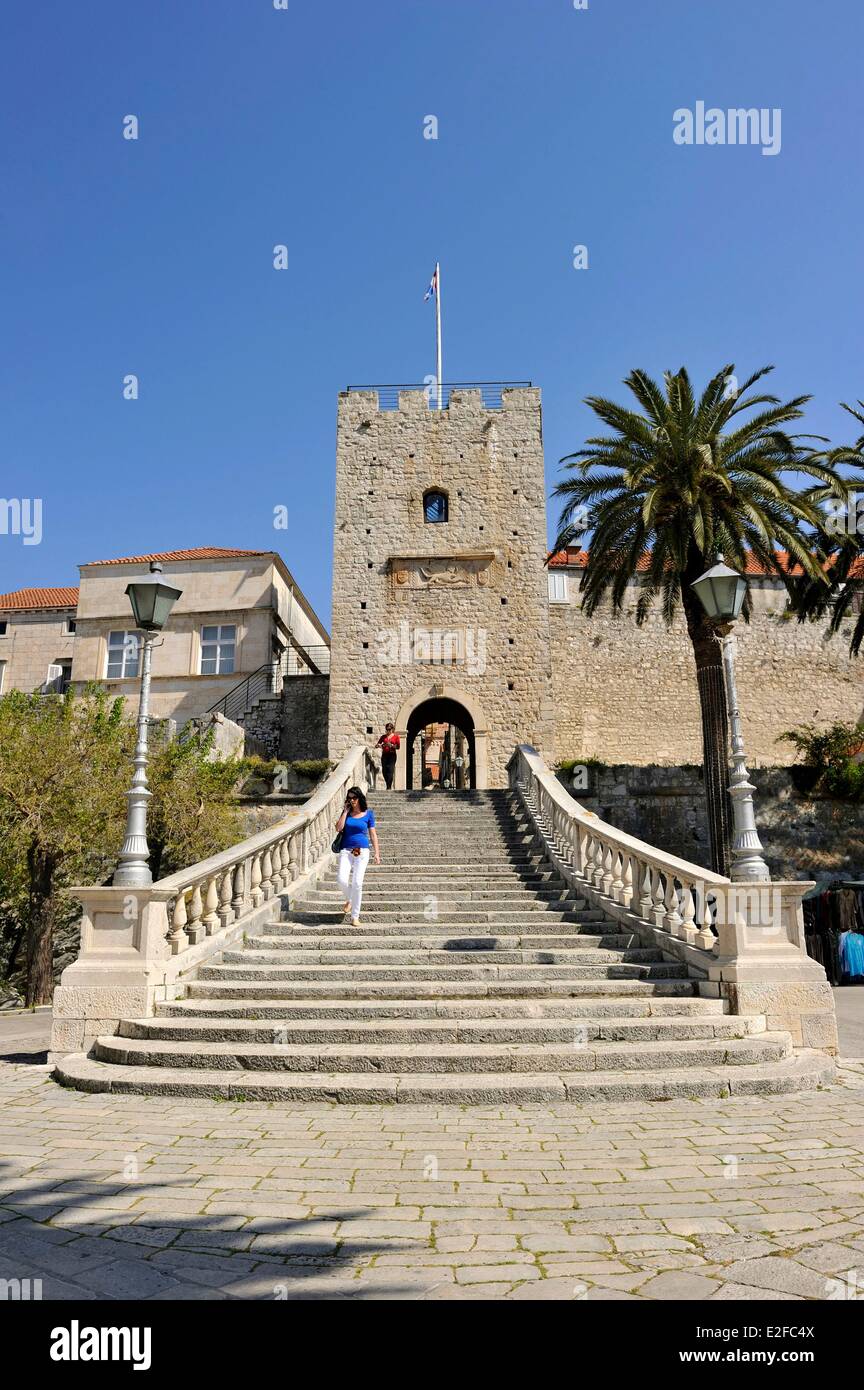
left=3, top=1019, right=864, bottom=1301
left=719, top=1256, right=833, bottom=1298
left=74, top=1257, right=185, bottom=1299
left=637, top=1270, right=723, bottom=1299
left=455, top=1263, right=540, bottom=1284
left=709, top=1282, right=800, bottom=1300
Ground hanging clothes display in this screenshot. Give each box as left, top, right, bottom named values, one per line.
left=839, top=929, right=864, bottom=980
left=803, top=881, right=864, bottom=985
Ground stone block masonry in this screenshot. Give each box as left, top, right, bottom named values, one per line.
left=549, top=592, right=862, bottom=768
left=328, top=387, right=556, bottom=787
left=237, top=676, right=329, bottom=761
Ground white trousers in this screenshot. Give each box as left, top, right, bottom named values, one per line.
left=337, top=847, right=370, bottom=920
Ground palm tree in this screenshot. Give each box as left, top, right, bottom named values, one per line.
left=553, top=364, right=841, bottom=876
left=793, top=400, right=864, bottom=656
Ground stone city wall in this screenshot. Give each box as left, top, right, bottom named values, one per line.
left=550, top=581, right=862, bottom=767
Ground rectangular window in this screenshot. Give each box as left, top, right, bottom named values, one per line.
left=106, top=630, right=140, bottom=679
left=200, top=624, right=236, bottom=675
left=548, top=571, right=569, bottom=603
left=0, top=621, right=7, bottom=637
left=64, top=617, right=76, bottom=634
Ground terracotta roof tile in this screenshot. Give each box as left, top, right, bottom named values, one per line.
left=0, top=586, right=79, bottom=611
left=546, top=547, right=863, bottom=578
left=81, top=547, right=273, bottom=567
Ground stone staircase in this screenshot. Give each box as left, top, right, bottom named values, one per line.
left=55, top=790, right=833, bottom=1102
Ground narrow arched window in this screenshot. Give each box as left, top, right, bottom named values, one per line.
left=423, top=490, right=448, bottom=523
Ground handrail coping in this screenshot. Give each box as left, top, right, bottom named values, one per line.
left=510, top=744, right=732, bottom=887
left=154, top=745, right=369, bottom=892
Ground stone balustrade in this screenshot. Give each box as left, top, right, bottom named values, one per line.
left=50, top=745, right=378, bottom=1059
left=508, top=745, right=837, bottom=1054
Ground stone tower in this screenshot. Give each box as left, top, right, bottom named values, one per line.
left=328, top=385, right=555, bottom=788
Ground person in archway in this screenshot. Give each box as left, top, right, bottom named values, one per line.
left=375, top=722, right=400, bottom=789
left=334, top=785, right=380, bottom=927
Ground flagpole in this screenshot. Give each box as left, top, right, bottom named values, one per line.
left=435, top=261, right=443, bottom=411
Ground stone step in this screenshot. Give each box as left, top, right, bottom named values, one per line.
left=301, top=885, right=578, bottom=902
left=127, top=1014, right=762, bottom=1045
left=92, top=1032, right=793, bottom=1074
left=264, top=924, right=620, bottom=941
left=198, top=961, right=690, bottom=982
left=183, top=978, right=699, bottom=1001
left=290, top=898, right=598, bottom=914
left=223, top=946, right=665, bottom=967
left=160, top=995, right=725, bottom=1020
left=313, top=868, right=556, bottom=881
left=283, top=908, right=605, bottom=925
left=248, top=932, right=633, bottom=950
left=54, top=1051, right=835, bottom=1102
left=55, top=780, right=831, bottom=1106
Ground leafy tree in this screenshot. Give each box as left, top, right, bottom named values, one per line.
left=146, top=727, right=248, bottom=880
left=553, top=364, right=840, bottom=875
left=0, top=689, right=250, bottom=1005
left=793, top=400, right=864, bottom=655
left=0, top=687, right=130, bottom=1004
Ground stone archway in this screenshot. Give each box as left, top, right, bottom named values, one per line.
left=393, top=685, right=490, bottom=790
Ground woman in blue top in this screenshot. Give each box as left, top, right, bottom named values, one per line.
left=334, top=785, right=380, bottom=927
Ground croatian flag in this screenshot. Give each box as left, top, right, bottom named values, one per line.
left=424, top=267, right=438, bottom=301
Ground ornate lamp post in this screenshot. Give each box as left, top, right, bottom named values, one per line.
left=112, top=562, right=182, bottom=888
left=691, top=556, right=770, bottom=884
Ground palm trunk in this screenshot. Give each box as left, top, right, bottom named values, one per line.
left=683, top=575, right=731, bottom=878
left=26, top=844, right=58, bottom=1006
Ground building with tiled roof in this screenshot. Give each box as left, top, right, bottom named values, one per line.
left=81, top=547, right=272, bottom=567
left=0, top=549, right=330, bottom=734
left=70, top=546, right=329, bottom=729
left=0, top=587, right=78, bottom=696
left=0, top=585, right=80, bottom=610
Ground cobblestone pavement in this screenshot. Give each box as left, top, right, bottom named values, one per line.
left=2, top=1026, right=864, bottom=1301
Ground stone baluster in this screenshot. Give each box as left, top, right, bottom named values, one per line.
left=288, top=832, right=301, bottom=881
left=271, top=840, right=284, bottom=891
left=584, top=835, right=596, bottom=887
left=695, top=892, right=717, bottom=951
left=232, top=859, right=246, bottom=918
left=250, top=853, right=264, bottom=908
left=638, top=861, right=653, bottom=921
left=611, top=851, right=625, bottom=904
left=575, top=824, right=588, bottom=878
left=621, top=854, right=634, bottom=910
left=591, top=836, right=605, bottom=890
left=651, top=871, right=667, bottom=929
left=601, top=843, right=614, bottom=896
left=663, top=875, right=683, bottom=937
left=679, top=881, right=697, bottom=944
left=261, top=848, right=274, bottom=900
left=169, top=890, right=189, bottom=955
left=186, top=881, right=205, bottom=945
left=203, top=874, right=221, bottom=935
left=218, top=869, right=234, bottom=926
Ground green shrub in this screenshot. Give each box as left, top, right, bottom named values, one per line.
left=554, top=757, right=607, bottom=778
left=289, top=758, right=333, bottom=780
left=777, top=721, right=864, bottom=802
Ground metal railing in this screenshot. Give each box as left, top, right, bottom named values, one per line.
left=345, top=381, right=532, bottom=410
left=207, top=643, right=331, bottom=723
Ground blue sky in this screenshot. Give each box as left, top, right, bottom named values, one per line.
left=1, top=0, right=861, bottom=626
